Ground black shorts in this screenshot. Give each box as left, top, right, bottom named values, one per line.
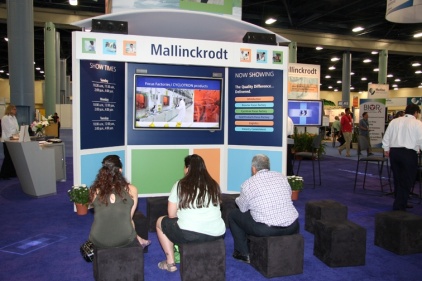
left=161, top=216, right=223, bottom=244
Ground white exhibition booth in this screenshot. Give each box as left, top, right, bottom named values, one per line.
left=72, top=10, right=291, bottom=195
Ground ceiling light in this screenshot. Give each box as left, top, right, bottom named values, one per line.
left=350, top=87, right=355, bottom=90
left=414, top=32, right=422, bottom=38
left=352, top=26, right=364, bottom=32
left=35, top=67, right=40, bottom=70
left=325, top=75, right=331, bottom=78
left=419, top=85, right=422, bottom=88
left=0, top=70, right=3, bottom=73
left=373, top=68, right=379, bottom=72
left=69, top=0, right=78, bottom=5
left=392, top=84, right=398, bottom=87
left=363, top=59, right=372, bottom=63
left=40, top=71, right=44, bottom=74
left=361, top=77, right=367, bottom=81
left=315, top=46, right=323, bottom=50
left=331, top=57, right=340, bottom=61
left=416, top=70, right=422, bottom=74
left=329, top=66, right=336, bottom=70
left=4, top=38, right=8, bottom=42
left=394, top=87, right=398, bottom=90
left=337, top=80, right=342, bottom=84
left=394, top=78, right=401, bottom=82
left=265, top=18, right=277, bottom=24
left=412, top=62, right=421, bottom=67
left=371, top=51, right=378, bottom=54
left=387, top=74, right=394, bottom=77
left=334, top=89, right=338, bottom=92
left=328, top=86, right=333, bottom=89
left=351, top=72, right=355, bottom=75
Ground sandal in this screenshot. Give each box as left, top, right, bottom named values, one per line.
left=158, top=260, right=177, bottom=272
left=140, top=240, right=151, bottom=249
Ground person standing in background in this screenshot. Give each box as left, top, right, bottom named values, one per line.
left=0, top=104, right=19, bottom=180
left=338, top=108, right=353, bottom=157
left=382, top=104, right=422, bottom=211
left=287, top=116, right=295, bottom=176
left=52, top=112, right=60, bottom=138
left=358, top=112, right=373, bottom=156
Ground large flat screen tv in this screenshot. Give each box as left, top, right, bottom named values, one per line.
left=134, top=74, right=222, bottom=130
left=287, top=99, right=323, bottom=126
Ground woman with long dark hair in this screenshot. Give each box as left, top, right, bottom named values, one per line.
left=156, top=154, right=225, bottom=272
left=88, top=155, right=150, bottom=249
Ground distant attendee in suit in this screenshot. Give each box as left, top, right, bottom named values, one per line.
left=0, top=104, right=19, bottom=180
left=52, top=112, right=60, bottom=138
left=382, top=104, right=422, bottom=211
left=358, top=112, right=373, bottom=156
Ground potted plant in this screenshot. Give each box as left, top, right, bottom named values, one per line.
left=68, top=184, right=90, bottom=215
left=287, top=175, right=304, bottom=200
left=292, top=132, right=326, bottom=159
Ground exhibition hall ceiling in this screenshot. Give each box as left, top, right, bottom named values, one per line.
left=0, top=0, right=421, bottom=92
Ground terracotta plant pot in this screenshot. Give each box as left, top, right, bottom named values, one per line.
left=75, top=203, right=88, bottom=215
left=291, top=190, right=300, bottom=201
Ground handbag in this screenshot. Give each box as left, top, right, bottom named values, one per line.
left=80, top=240, right=94, bottom=262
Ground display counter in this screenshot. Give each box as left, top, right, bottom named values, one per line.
left=6, top=140, right=61, bottom=198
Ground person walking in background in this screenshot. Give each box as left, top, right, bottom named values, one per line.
left=382, top=104, right=422, bottom=211
left=332, top=115, right=342, bottom=147
left=229, top=154, right=299, bottom=263
left=358, top=112, right=373, bottom=156
left=287, top=116, right=295, bottom=176
left=156, top=154, right=225, bottom=272
left=338, top=108, right=353, bottom=157
left=88, top=155, right=151, bottom=249
left=52, top=112, right=60, bottom=138
left=0, top=104, right=19, bottom=180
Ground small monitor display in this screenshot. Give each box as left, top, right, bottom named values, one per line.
left=287, top=99, right=323, bottom=126
left=134, top=74, right=223, bottom=130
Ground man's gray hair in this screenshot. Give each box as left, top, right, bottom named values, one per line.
left=251, top=154, right=270, bottom=171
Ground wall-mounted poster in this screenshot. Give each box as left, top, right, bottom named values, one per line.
left=80, top=60, right=125, bottom=149
left=228, top=68, right=283, bottom=146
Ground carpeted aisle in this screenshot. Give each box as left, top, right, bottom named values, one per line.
left=0, top=131, right=421, bottom=280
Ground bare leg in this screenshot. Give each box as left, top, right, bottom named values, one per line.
left=156, top=216, right=175, bottom=264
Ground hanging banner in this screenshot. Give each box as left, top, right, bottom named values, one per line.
left=386, top=0, right=422, bottom=23
left=287, top=63, right=320, bottom=100
left=367, top=84, right=389, bottom=99
left=359, top=99, right=386, bottom=148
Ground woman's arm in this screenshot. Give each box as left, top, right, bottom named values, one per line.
left=168, top=201, right=177, bottom=218
left=128, top=184, right=138, bottom=220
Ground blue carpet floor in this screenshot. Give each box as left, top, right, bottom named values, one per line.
left=0, top=130, right=421, bottom=281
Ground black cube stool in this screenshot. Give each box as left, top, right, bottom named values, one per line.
left=305, top=199, right=348, bottom=234
left=248, top=234, right=304, bottom=278
left=375, top=211, right=422, bottom=255
left=133, top=211, right=149, bottom=253
left=314, top=220, right=366, bottom=267
left=179, top=238, right=226, bottom=281
left=146, top=196, right=168, bottom=232
left=221, top=193, right=238, bottom=228
left=93, top=245, right=144, bottom=281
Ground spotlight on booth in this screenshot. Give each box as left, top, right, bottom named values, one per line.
left=91, top=19, right=128, bottom=35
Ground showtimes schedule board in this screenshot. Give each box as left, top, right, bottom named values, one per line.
left=228, top=68, right=284, bottom=146
left=80, top=60, right=125, bottom=149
